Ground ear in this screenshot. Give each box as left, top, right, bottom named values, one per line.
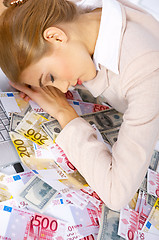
left=43, top=27, right=68, bottom=45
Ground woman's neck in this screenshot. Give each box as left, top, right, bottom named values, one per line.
left=59, top=9, right=102, bottom=56
left=78, top=9, right=102, bottom=55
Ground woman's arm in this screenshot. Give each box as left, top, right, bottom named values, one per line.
left=56, top=66, right=159, bottom=211
left=9, top=82, right=79, bottom=128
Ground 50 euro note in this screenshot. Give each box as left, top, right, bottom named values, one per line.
left=0, top=203, right=67, bottom=240
left=15, top=111, right=53, bottom=148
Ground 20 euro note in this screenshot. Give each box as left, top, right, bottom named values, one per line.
left=0, top=204, right=67, bottom=240
left=15, top=111, right=53, bottom=148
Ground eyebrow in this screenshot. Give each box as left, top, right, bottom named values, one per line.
left=39, top=74, right=43, bottom=88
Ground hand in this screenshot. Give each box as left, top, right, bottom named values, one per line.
left=0, top=1, right=6, bottom=15
left=9, top=81, right=79, bottom=128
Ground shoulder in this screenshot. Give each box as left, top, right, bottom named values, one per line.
left=119, top=5, right=159, bottom=85
left=119, top=1, right=159, bottom=68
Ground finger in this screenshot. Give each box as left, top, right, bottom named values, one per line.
left=47, top=86, right=65, bottom=98
left=24, top=96, right=31, bottom=102
left=9, top=81, right=34, bottom=97
left=19, top=92, right=26, bottom=98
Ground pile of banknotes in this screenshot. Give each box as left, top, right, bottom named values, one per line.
left=0, top=89, right=159, bottom=240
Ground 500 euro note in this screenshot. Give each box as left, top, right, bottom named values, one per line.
left=30, top=98, right=110, bottom=115
left=147, top=169, right=159, bottom=198
left=0, top=204, right=67, bottom=240
left=33, top=142, right=89, bottom=190
left=118, top=205, right=139, bottom=240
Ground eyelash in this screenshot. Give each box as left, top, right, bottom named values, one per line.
left=50, top=74, right=54, bottom=83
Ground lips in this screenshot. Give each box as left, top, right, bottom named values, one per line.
left=77, top=79, right=82, bottom=85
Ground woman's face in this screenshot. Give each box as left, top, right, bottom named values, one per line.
left=20, top=39, right=97, bottom=93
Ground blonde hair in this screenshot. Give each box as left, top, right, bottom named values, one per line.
left=0, top=0, right=78, bottom=82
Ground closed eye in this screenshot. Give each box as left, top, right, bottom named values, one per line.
left=50, top=74, right=54, bottom=83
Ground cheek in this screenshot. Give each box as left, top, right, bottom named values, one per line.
left=54, top=56, right=78, bottom=80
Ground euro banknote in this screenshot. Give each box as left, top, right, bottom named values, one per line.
left=137, top=191, right=152, bottom=230
left=0, top=183, right=12, bottom=202
left=0, top=203, right=67, bottom=239
left=147, top=169, right=159, bottom=198
left=0, top=92, right=29, bottom=117
left=118, top=205, right=139, bottom=239
left=15, top=111, right=52, bottom=148
left=9, top=131, right=58, bottom=170
left=142, top=198, right=159, bottom=236
left=118, top=192, right=158, bottom=239
left=65, top=89, right=82, bottom=101
left=30, top=98, right=110, bottom=115
left=10, top=119, right=89, bottom=191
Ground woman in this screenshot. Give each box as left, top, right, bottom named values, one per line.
left=0, top=0, right=159, bottom=210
